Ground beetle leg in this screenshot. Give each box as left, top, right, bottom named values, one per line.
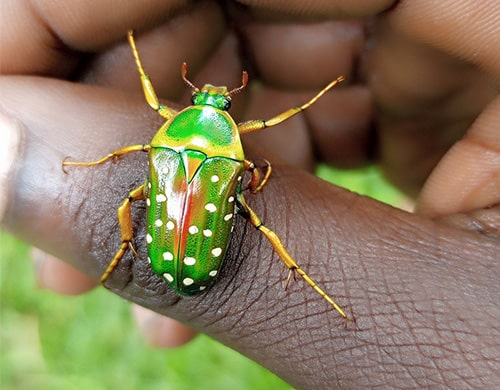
left=237, top=193, right=350, bottom=324
left=244, top=159, right=272, bottom=193
left=237, top=76, right=344, bottom=134
left=62, top=144, right=151, bottom=170
left=127, top=30, right=177, bottom=120
left=101, top=183, right=147, bottom=284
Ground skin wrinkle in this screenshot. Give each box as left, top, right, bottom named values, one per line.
left=352, top=222, right=495, bottom=386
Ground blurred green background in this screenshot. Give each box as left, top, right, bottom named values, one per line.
left=1, top=165, right=406, bottom=389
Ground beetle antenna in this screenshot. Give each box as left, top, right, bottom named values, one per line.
left=228, top=71, right=248, bottom=96
left=181, top=62, right=199, bottom=92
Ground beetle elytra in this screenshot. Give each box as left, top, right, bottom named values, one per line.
left=64, top=30, right=349, bottom=323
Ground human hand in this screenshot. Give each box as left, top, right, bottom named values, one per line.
left=1, top=0, right=499, bottom=388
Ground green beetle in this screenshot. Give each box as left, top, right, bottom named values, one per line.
left=64, top=31, right=349, bottom=321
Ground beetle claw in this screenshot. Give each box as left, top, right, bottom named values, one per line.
left=61, top=157, right=71, bottom=174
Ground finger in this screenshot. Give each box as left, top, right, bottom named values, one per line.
left=391, top=0, right=500, bottom=211
left=418, top=96, right=500, bottom=216
left=1, top=0, right=196, bottom=75
left=240, top=19, right=362, bottom=88
left=369, top=1, right=499, bottom=198
left=32, top=247, right=96, bottom=294
left=238, top=18, right=372, bottom=168
left=133, top=305, right=197, bottom=348
left=80, top=2, right=230, bottom=98
left=1, top=75, right=499, bottom=387
left=388, top=0, right=499, bottom=77
left=237, top=0, right=394, bottom=18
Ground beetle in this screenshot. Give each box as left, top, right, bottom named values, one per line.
left=64, top=30, right=349, bottom=322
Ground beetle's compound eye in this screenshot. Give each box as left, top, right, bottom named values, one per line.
left=224, top=98, right=231, bottom=111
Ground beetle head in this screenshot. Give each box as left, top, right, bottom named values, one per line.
left=182, top=62, right=248, bottom=111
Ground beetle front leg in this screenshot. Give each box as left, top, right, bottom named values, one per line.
left=244, top=159, right=272, bottom=193
left=127, top=30, right=177, bottom=120
left=101, top=183, right=147, bottom=284
left=237, top=193, right=350, bottom=324
left=62, top=144, right=151, bottom=170
left=237, top=76, right=344, bottom=134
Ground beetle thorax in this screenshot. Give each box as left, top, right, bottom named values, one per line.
left=192, top=84, right=231, bottom=111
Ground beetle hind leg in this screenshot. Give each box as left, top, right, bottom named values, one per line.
left=101, top=183, right=146, bottom=284
left=237, top=194, right=350, bottom=324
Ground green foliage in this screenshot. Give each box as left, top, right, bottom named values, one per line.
left=0, top=233, right=290, bottom=390
left=316, top=164, right=407, bottom=206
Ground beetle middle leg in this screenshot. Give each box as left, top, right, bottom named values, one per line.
left=63, top=144, right=151, bottom=170
left=101, top=182, right=147, bottom=284
left=244, top=159, right=272, bottom=193
left=237, top=193, right=349, bottom=324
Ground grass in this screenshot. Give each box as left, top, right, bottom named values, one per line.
left=0, top=164, right=405, bottom=389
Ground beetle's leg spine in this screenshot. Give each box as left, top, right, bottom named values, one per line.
left=101, top=183, right=146, bottom=284
left=237, top=76, right=344, bottom=134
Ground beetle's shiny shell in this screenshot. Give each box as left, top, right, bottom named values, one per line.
left=146, top=104, right=245, bottom=295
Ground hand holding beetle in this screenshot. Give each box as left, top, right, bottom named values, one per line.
left=1, top=0, right=499, bottom=388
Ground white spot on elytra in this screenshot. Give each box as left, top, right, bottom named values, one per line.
left=155, top=219, right=163, bottom=227
left=199, top=286, right=206, bottom=291
left=163, top=273, right=174, bottom=282
left=147, top=182, right=151, bottom=189
left=211, top=247, right=222, bottom=257
left=183, top=277, right=194, bottom=286
left=184, top=257, right=196, bottom=266
left=146, top=234, right=153, bottom=244
left=188, top=225, right=199, bottom=234
left=203, top=229, right=212, bottom=237
left=228, top=196, right=234, bottom=203
left=147, top=256, right=151, bottom=264
left=211, top=175, right=219, bottom=183
left=163, top=252, right=173, bottom=261
left=166, top=221, right=175, bottom=230
left=205, top=203, right=217, bottom=213
left=224, top=213, right=233, bottom=221
left=237, top=176, right=242, bottom=182
left=156, top=193, right=167, bottom=203
left=209, top=270, right=218, bottom=277
left=146, top=198, right=151, bottom=206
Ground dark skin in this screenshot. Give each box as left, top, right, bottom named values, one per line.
left=1, top=1, right=499, bottom=388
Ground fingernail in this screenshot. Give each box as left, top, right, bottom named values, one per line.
left=0, top=109, right=24, bottom=226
